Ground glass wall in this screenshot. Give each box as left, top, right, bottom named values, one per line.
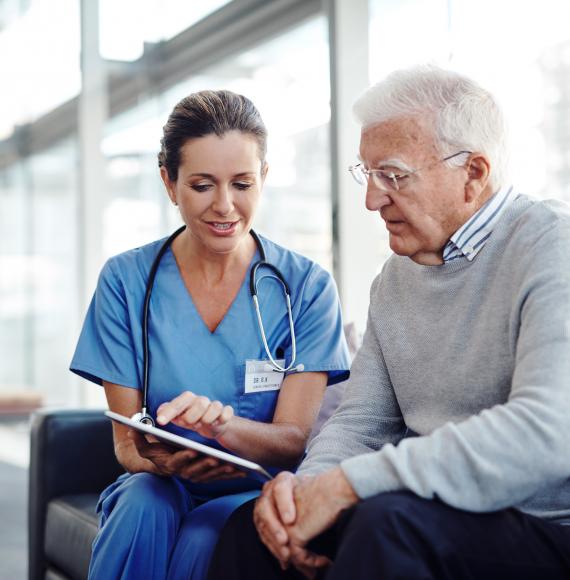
left=102, top=16, right=333, bottom=270
left=1, top=1, right=333, bottom=408
left=28, top=140, right=79, bottom=404
left=102, top=101, right=167, bottom=260
left=368, top=0, right=570, bottom=266
left=0, top=163, right=29, bottom=391
left=0, top=139, right=79, bottom=405
left=99, top=0, right=232, bottom=61
left=0, top=0, right=80, bottom=139
left=447, top=0, right=570, bottom=203
left=2, top=0, right=570, bottom=406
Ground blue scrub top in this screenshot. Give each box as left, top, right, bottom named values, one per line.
left=70, top=233, right=350, bottom=491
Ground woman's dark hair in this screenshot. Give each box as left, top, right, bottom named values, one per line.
left=158, top=90, right=267, bottom=181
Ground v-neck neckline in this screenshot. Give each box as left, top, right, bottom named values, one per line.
left=166, top=245, right=259, bottom=336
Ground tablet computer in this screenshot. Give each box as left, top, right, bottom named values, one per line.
left=106, top=410, right=273, bottom=481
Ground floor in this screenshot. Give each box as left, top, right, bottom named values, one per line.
left=0, top=417, right=31, bottom=579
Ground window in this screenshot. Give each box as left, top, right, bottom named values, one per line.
left=370, top=0, right=570, bottom=203
left=0, top=139, right=79, bottom=404
left=0, top=0, right=80, bottom=138
left=99, top=0, right=232, bottom=61
left=102, top=16, right=333, bottom=270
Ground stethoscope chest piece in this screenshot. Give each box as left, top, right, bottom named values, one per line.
left=131, top=410, right=155, bottom=426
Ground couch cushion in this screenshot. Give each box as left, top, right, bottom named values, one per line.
left=45, top=494, right=99, bottom=580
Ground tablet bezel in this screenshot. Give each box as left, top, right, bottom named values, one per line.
left=105, top=410, right=272, bottom=481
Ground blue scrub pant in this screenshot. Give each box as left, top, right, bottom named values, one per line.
left=88, top=472, right=260, bottom=580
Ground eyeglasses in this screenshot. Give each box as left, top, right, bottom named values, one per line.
left=348, top=150, right=472, bottom=192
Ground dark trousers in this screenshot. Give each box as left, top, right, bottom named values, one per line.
left=207, top=491, right=570, bottom=580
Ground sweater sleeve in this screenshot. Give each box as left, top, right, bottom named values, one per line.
left=340, top=217, right=570, bottom=513
left=298, top=275, right=407, bottom=477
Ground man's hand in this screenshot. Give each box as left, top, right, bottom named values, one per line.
left=289, top=467, right=358, bottom=543
left=253, top=471, right=298, bottom=568
left=253, top=467, right=359, bottom=575
left=286, top=467, right=359, bottom=577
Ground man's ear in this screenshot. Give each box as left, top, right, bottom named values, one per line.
left=464, top=153, right=491, bottom=204
left=160, top=167, right=177, bottom=205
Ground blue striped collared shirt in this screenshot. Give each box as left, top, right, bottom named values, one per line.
left=442, top=185, right=516, bottom=263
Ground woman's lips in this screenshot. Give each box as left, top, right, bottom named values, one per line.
left=205, top=221, right=239, bottom=236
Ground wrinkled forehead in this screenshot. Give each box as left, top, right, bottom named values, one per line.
left=359, top=114, right=439, bottom=165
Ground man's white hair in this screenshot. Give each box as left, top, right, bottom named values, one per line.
left=353, top=65, right=508, bottom=191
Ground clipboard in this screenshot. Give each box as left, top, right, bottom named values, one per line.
left=106, top=411, right=273, bottom=481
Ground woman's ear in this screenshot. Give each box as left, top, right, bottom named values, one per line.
left=160, top=167, right=177, bottom=205
left=464, top=153, right=491, bottom=204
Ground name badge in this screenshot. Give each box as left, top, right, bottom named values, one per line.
left=244, top=359, right=285, bottom=393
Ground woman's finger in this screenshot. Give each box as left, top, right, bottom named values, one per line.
left=130, top=431, right=168, bottom=458
left=156, top=391, right=196, bottom=425
left=209, top=469, right=247, bottom=481
left=218, top=405, right=234, bottom=424
left=128, top=429, right=149, bottom=453
left=181, top=395, right=211, bottom=425
left=189, top=463, right=228, bottom=483
left=179, top=455, right=219, bottom=480
left=190, top=463, right=244, bottom=483
left=199, top=400, right=224, bottom=425
left=167, top=448, right=200, bottom=470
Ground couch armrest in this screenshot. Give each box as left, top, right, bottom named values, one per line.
left=28, top=409, right=124, bottom=580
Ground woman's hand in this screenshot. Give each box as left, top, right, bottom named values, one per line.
left=156, top=391, right=234, bottom=440
left=128, top=429, right=197, bottom=477
left=104, top=382, right=239, bottom=480
left=129, top=430, right=246, bottom=482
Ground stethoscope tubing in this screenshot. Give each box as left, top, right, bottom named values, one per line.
left=139, top=226, right=297, bottom=424
left=141, top=225, right=186, bottom=418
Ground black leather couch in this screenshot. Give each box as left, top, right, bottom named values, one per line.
left=28, top=409, right=124, bottom=580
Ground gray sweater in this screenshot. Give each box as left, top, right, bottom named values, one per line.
left=299, top=194, right=570, bottom=522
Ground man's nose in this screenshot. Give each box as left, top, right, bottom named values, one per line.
left=365, top=184, right=392, bottom=211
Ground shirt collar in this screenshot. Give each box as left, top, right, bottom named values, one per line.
left=442, top=185, right=516, bottom=263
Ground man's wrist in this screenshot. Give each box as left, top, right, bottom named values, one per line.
left=320, top=466, right=359, bottom=512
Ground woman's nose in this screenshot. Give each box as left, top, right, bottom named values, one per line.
left=212, top=186, right=234, bottom=215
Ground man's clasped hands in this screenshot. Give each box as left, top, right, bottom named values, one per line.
left=253, top=468, right=359, bottom=578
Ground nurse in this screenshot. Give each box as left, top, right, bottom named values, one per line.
left=70, top=89, right=351, bottom=580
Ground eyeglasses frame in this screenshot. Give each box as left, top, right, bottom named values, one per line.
left=349, top=150, right=472, bottom=192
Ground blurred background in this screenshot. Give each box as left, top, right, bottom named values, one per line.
left=1, top=0, right=570, bottom=574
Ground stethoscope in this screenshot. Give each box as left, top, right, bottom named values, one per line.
left=132, top=225, right=303, bottom=426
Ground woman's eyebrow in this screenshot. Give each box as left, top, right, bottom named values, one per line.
left=232, top=172, right=257, bottom=178
left=188, top=172, right=215, bottom=179
left=187, top=172, right=257, bottom=179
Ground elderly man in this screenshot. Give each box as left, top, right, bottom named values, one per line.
left=207, top=65, right=570, bottom=580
